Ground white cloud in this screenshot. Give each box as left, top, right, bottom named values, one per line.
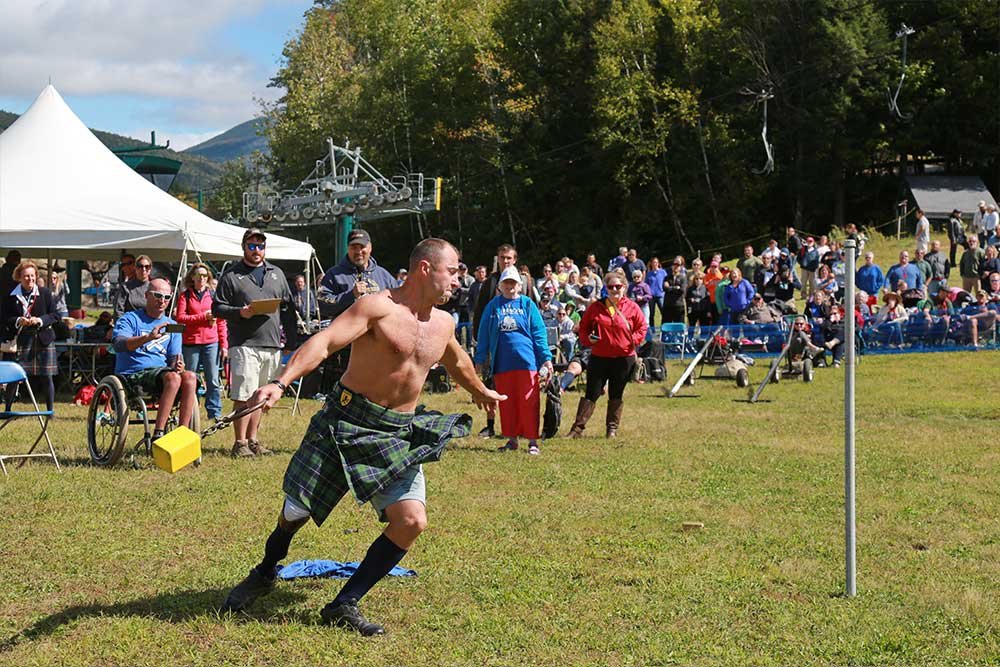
left=0, top=0, right=292, bottom=130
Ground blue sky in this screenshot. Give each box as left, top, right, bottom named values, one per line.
left=0, top=1, right=311, bottom=149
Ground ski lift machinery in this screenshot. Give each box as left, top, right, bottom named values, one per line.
left=243, top=138, right=442, bottom=259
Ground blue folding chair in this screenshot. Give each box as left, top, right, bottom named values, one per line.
left=0, top=361, right=59, bottom=475
left=660, top=323, right=688, bottom=359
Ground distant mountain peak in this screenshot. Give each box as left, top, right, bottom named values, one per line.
left=183, top=118, right=269, bottom=163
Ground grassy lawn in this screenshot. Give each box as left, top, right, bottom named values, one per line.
left=1, top=349, right=998, bottom=666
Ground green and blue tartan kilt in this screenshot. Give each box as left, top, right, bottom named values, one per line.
left=282, top=382, right=472, bottom=526
left=16, top=335, right=58, bottom=377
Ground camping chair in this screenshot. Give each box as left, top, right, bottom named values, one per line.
left=660, top=323, right=688, bottom=359
left=0, top=362, right=59, bottom=476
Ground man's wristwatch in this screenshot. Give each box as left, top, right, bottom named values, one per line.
left=269, top=379, right=287, bottom=391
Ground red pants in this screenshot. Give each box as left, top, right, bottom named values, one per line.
left=493, top=369, right=540, bottom=439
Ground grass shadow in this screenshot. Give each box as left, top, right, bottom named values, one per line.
left=1, top=586, right=309, bottom=652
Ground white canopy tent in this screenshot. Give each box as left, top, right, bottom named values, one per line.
left=0, top=85, right=313, bottom=263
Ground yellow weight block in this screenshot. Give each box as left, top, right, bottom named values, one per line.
left=152, top=426, right=202, bottom=473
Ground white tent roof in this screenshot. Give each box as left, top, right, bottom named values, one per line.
left=0, top=85, right=313, bottom=262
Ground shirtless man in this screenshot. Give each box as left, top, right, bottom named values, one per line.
left=220, top=238, right=505, bottom=636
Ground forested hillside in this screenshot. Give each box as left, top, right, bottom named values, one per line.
left=258, top=0, right=999, bottom=265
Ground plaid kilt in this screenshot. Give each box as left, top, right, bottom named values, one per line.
left=16, top=335, right=58, bottom=376
left=282, top=382, right=472, bottom=526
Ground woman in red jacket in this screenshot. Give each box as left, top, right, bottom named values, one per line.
left=175, top=263, right=228, bottom=421
left=568, top=270, right=648, bottom=438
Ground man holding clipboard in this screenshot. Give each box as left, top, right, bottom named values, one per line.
left=213, top=228, right=296, bottom=458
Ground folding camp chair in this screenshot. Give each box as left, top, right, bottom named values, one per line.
left=660, top=323, right=688, bottom=359
left=0, top=361, right=60, bottom=475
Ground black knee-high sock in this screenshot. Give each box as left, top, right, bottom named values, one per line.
left=257, top=523, right=297, bottom=579
left=332, top=534, right=407, bottom=605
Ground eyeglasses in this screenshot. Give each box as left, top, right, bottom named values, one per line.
left=607, top=284, right=625, bottom=290
left=246, top=243, right=266, bottom=251
left=194, top=272, right=209, bottom=278
left=136, top=263, right=152, bottom=270
left=149, top=291, right=170, bottom=301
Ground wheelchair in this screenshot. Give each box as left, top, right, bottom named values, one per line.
left=87, top=373, right=200, bottom=468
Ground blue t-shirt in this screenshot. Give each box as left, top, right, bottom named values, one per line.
left=112, top=310, right=182, bottom=375
left=492, top=297, right=538, bottom=373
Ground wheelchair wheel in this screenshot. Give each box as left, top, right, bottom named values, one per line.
left=88, top=376, right=130, bottom=467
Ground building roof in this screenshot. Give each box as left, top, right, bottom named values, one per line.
left=906, top=175, right=997, bottom=219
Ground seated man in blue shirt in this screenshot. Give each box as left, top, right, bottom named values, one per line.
left=112, top=278, right=198, bottom=439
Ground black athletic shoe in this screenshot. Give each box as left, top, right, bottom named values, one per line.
left=320, top=598, right=385, bottom=636
left=219, top=567, right=275, bottom=614
left=478, top=425, right=495, bottom=438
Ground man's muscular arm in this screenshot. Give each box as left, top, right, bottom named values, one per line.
left=439, top=335, right=506, bottom=410
left=250, top=295, right=385, bottom=410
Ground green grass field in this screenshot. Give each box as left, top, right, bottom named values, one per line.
left=1, top=349, right=998, bottom=666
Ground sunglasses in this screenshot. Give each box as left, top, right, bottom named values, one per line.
left=246, top=243, right=266, bottom=251
left=194, top=272, right=209, bottom=278
left=607, top=284, right=625, bottom=290
left=136, top=263, right=152, bottom=270
left=149, top=291, right=171, bottom=301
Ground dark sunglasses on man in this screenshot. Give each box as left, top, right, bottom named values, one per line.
left=246, top=242, right=266, bottom=251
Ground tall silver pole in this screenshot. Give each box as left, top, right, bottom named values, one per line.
left=844, top=238, right=857, bottom=597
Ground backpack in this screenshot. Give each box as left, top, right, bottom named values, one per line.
left=541, top=381, right=562, bottom=439
left=643, top=357, right=665, bottom=382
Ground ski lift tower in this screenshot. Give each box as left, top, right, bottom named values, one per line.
left=243, top=138, right=441, bottom=259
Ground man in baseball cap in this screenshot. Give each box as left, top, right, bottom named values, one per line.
left=318, top=228, right=396, bottom=320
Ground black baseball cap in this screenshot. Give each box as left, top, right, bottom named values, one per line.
left=242, top=228, right=267, bottom=243
left=347, top=229, right=372, bottom=246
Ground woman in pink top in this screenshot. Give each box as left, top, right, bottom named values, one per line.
left=175, top=263, right=228, bottom=420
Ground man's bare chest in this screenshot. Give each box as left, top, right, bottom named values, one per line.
left=368, top=316, right=449, bottom=366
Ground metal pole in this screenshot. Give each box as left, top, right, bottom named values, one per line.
left=844, top=238, right=857, bottom=597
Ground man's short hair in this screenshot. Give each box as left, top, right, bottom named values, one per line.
left=410, top=238, right=459, bottom=271
left=496, top=243, right=517, bottom=257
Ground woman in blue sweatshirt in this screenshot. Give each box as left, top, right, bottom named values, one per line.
left=474, top=266, right=553, bottom=455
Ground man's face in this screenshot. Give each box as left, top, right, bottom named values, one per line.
left=146, top=281, right=171, bottom=317
left=627, top=250, right=637, bottom=261
left=915, top=249, right=925, bottom=260
left=348, top=242, right=371, bottom=268
left=475, top=267, right=487, bottom=281
left=787, top=228, right=795, bottom=237
left=899, top=251, right=909, bottom=265
left=497, top=250, right=517, bottom=270
left=587, top=254, right=596, bottom=266
left=865, top=253, right=874, bottom=265
left=294, top=276, right=306, bottom=291
left=427, top=247, right=461, bottom=304
left=121, top=255, right=136, bottom=279
left=931, top=241, right=941, bottom=252
left=820, top=236, right=828, bottom=246
left=243, top=236, right=266, bottom=266
left=744, top=246, right=753, bottom=257
left=762, top=256, right=772, bottom=267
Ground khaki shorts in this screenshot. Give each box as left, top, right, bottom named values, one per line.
left=229, top=346, right=282, bottom=402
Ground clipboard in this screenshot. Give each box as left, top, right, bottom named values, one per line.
left=249, top=298, right=281, bottom=315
